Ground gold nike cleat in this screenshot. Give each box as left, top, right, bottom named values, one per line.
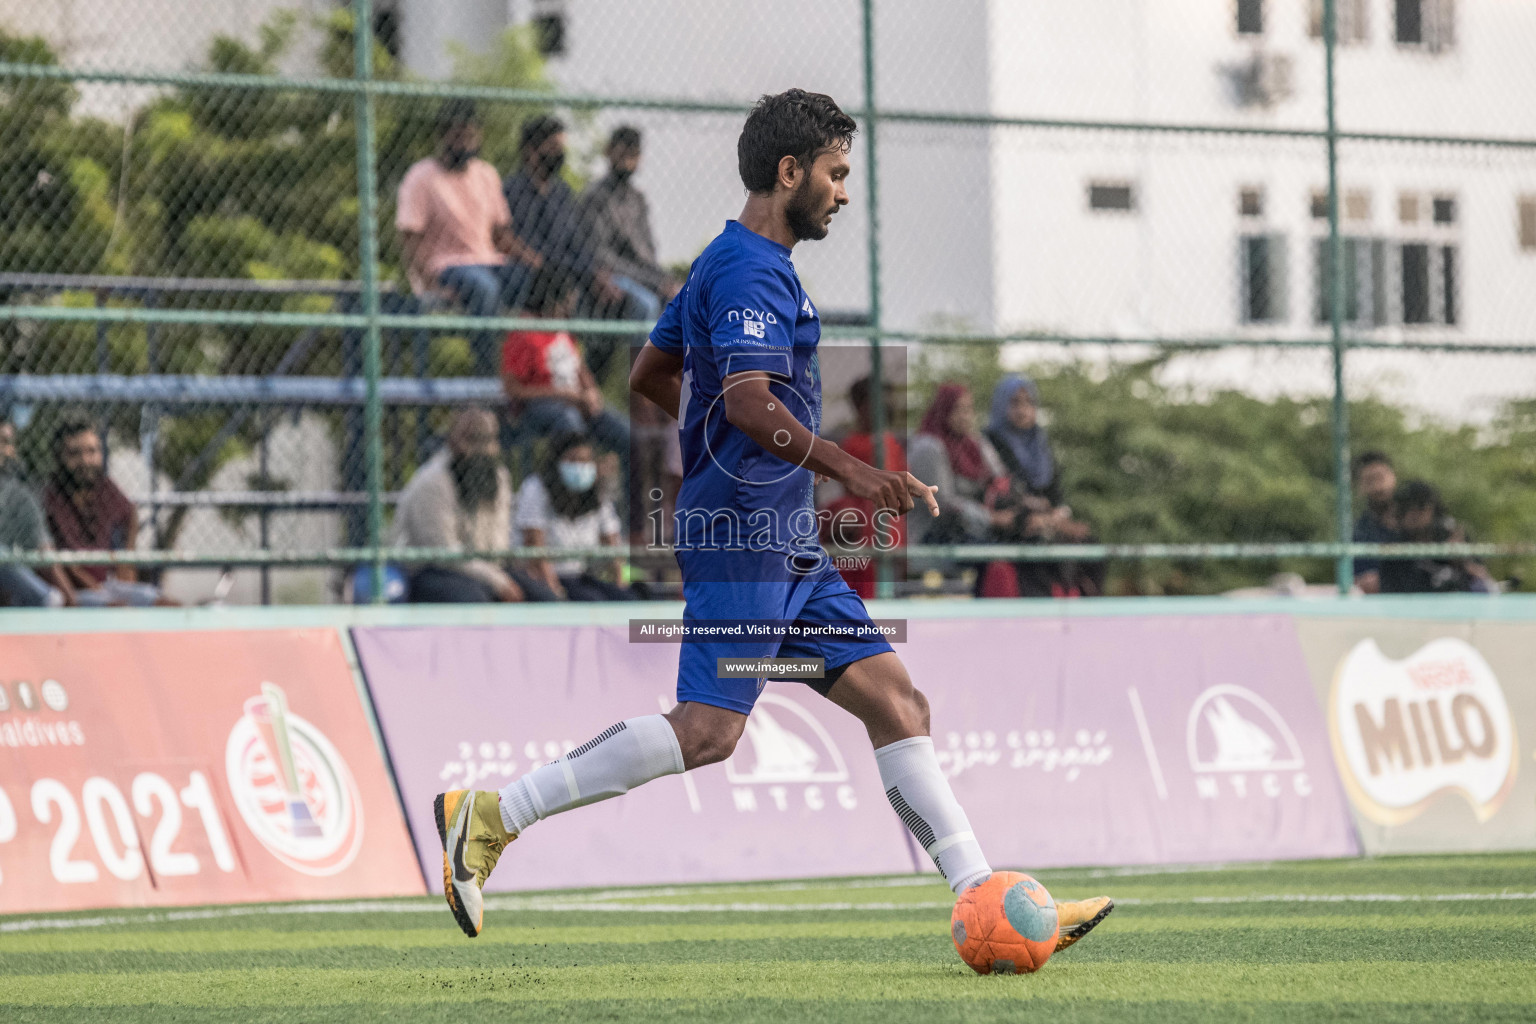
left=434, top=789, right=514, bottom=938
left=1053, top=896, right=1114, bottom=953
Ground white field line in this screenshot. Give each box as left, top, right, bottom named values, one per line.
left=4, top=889, right=1535, bottom=933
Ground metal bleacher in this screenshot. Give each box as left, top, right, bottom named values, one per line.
left=0, top=275, right=507, bottom=600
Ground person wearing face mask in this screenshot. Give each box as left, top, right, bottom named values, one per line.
left=503, top=115, right=629, bottom=378
left=579, top=126, right=681, bottom=375
left=392, top=408, right=556, bottom=603
left=514, top=432, right=634, bottom=601
left=396, top=101, right=543, bottom=377
left=501, top=266, right=631, bottom=483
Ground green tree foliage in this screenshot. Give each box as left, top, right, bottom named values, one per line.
left=0, top=15, right=550, bottom=546
left=912, top=346, right=1535, bottom=594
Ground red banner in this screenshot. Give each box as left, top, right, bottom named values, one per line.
left=0, top=630, right=423, bottom=914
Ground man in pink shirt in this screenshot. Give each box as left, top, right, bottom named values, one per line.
left=396, top=100, right=543, bottom=375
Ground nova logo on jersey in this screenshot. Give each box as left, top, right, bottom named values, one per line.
left=724, top=693, right=858, bottom=813
left=225, top=682, right=364, bottom=876
left=802, top=297, right=816, bottom=318
left=1330, top=638, right=1518, bottom=825
left=1186, top=684, right=1312, bottom=799
left=743, top=320, right=765, bottom=339
left=726, top=308, right=779, bottom=324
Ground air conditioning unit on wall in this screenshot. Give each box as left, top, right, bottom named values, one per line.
left=1222, top=52, right=1296, bottom=109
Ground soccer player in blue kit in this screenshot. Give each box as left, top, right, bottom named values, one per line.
left=435, top=89, right=1112, bottom=950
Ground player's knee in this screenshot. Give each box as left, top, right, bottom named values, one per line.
left=668, top=709, right=746, bottom=769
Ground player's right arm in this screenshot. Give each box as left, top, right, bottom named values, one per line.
left=706, top=259, right=936, bottom=518
left=629, top=342, right=684, bottom=419
left=630, top=281, right=688, bottom=417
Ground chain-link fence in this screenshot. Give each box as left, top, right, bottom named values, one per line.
left=1, top=0, right=1533, bottom=605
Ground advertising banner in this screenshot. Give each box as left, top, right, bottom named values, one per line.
left=1294, top=617, right=1536, bottom=854
left=355, top=613, right=1357, bottom=891
left=901, top=615, right=1359, bottom=869
left=0, top=630, right=424, bottom=915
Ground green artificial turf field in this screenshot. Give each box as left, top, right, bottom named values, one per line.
left=3, top=852, right=1534, bottom=1023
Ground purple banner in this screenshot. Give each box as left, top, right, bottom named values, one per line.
left=901, top=615, right=1359, bottom=868
left=352, top=625, right=914, bottom=891
left=353, top=613, right=1358, bottom=890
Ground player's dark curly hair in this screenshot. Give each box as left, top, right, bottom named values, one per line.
left=737, top=89, right=857, bottom=195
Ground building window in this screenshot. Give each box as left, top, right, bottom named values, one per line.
left=1399, top=192, right=1420, bottom=225
left=1088, top=182, right=1135, bottom=212
left=1345, top=189, right=1372, bottom=222
left=1308, top=190, right=1368, bottom=222
left=1309, top=0, right=1369, bottom=42
left=1400, top=242, right=1458, bottom=325
left=1432, top=196, right=1457, bottom=225
left=1520, top=197, right=1536, bottom=251
left=1237, top=0, right=1264, bottom=35
left=1239, top=187, right=1264, bottom=218
left=1314, top=237, right=1387, bottom=326
left=1396, top=0, right=1455, bottom=51
left=1240, top=234, right=1288, bottom=323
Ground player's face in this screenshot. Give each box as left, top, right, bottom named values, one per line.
left=785, top=149, right=850, bottom=242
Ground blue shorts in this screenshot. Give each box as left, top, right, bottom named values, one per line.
left=675, top=557, right=895, bottom=714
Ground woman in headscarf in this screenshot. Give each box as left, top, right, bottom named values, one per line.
left=984, top=375, right=1103, bottom=597
left=906, top=383, right=1015, bottom=551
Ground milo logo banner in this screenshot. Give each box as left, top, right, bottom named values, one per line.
left=354, top=614, right=1357, bottom=891
left=0, top=631, right=424, bottom=915
left=1295, top=618, right=1535, bottom=854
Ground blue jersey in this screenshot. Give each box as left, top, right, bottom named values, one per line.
left=650, top=220, right=823, bottom=563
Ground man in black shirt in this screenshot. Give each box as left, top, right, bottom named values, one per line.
left=1351, top=450, right=1398, bottom=593
left=503, top=116, right=627, bottom=375
left=1379, top=480, right=1494, bottom=594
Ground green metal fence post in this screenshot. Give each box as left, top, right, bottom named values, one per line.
left=352, top=0, right=387, bottom=602
left=1324, top=0, right=1353, bottom=595
left=862, top=0, right=893, bottom=599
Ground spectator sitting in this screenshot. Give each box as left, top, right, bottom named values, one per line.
left=1351, top=450, right=1398, bottom=594
left=42, top=415, right=169, bottom=607
left=515, top=431, right=635, bottom=602
left=820, top=375, right=907, bottom=598
left=503, top=115, right=628, bottom=379
left=984, top=375, right=1102, bottom=597
left=396, top=100, right=542, bottom=377
left=1380, top=480, right=1495, bottom=594
left=0, top=420, right=70, bottom=607
left=391, top=408, right=556, bottom=603
left=502, top=267, right=631, bottom=467
left=581, top=126, right=680, bottom=335
left=906, top=383, right=1009, bottom=551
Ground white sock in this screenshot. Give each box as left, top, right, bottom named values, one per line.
left=498, top=714, right=684, bottom=836
left=876, top=736, right=992, bottom=894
